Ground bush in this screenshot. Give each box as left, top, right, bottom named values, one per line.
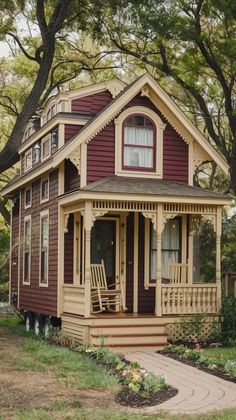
left=177, top=313, right=207, bottom=343
left=0, top=282, right=9, bottom=302
left=221, top=294, right=236, bottom=343
left=224, top=360, right=236, bottom=375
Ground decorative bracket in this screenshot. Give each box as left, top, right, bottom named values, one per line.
left=163, top=213, right=179, bottom=231
left=91, top=210, right=108, bottom=226
left=68, top=147, right=80, bottom=172
left=64, top=214, right=69, bottom=233
left=141, top=85, right=150, bottom=98
left=141, top=212, right=157, bottom=231
left=201, top=214, right=216, bottom=233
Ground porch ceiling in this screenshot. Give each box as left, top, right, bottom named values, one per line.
left=80, top=176, right=230, bottom=201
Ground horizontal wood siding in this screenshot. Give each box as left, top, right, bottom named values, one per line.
left=138, top=214, right=155, bottom=313
left=86, top=93, right=188, bottom=184
left=126, top=214, right=134, bottom=312
left=19, top=170, right=58, bottom=316
left=64, top=214, right=74, bottom=284
left=64, top=124, right=83, bottom=143
left=64, top=159, right=80, bottom=192
left=87, top=123, right=115, bottom=183
left=71, top=91, right=112, bottom=114
left=10, top=197, right=19, bottom=303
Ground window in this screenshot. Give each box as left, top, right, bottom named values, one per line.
left=25, top=187, right=32, bottom=208
left=123, top=115, right=155, bottom=171
left=41, top=177, right=49, bottom=203
left=41, top=135, right=51, bottom=160
left=40, top=211, right=49, bottom=286
left=24, top=149, right=32, bottom=171
left=23, top=216, right=31, bottom=284
left=150, top=218, right=181, bottom=280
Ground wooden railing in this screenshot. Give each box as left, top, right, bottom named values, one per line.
left=62, top=285, right=85, bottom=316
left=161, top=284, right=218, bottom=315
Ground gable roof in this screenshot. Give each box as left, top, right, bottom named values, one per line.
left=53, top=73, right=229, bottom=174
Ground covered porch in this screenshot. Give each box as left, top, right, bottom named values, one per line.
left=58, top=180, right=226, bottom=322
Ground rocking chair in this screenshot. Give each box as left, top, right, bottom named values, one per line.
left=90, top=260, right=127, bottom=314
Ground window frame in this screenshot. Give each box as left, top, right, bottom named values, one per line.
left=41, top=134, right=51, bottom=161
left=24, top=149, right=32, bottom=171
left=115, top=106, right=166, bottom=178
left=24, top=186, right=32, bottom=209
left=40, top=176, right=49, bottom=204
left=122, top=114, right=156, bottom=172
left=23, top=215, right=31, bottom=285
left=39, top=210, right=49, bottom=287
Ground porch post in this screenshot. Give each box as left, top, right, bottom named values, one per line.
left=216, top=206, right=222, bottom=311
left=84, top=200, right=92, bottom=318
left=155, top=203, right=163, bottom=316
left=188, top=215, right=193, bottom=284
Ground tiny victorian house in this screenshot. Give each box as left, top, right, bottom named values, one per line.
left=2, top=74, right=230, bottom=350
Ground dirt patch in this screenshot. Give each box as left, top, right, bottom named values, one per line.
left=0, top=328, right=123, bottom=418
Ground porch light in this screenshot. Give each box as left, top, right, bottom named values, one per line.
left=33, top=143, right=41, bottom=163
left=51, top=130, right=58, bottom=148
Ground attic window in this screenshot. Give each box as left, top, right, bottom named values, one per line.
left=123, top=114, right=155, bottom=171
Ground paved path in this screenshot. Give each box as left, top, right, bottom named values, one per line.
left=124, top=352, right=236, bottom=415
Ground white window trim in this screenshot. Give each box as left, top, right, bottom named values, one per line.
left=24, top=149, right=32, bottom=172
left=24, top=185, right=32, bottom=209
left=40, top=176, right=50, bottom=204
left=115, top=106, right=166, bottom=178
left=41, top=134, right=51, bottom=161
left=23, top=215, right=31, bottom=285
left=39, top=209, right=49, bottom=287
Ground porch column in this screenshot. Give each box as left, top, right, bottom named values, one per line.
left=216, top=207, right=222, bottom=311
left=188, top=215, right=193, bottom=284
left=84, top=201, right=92, bottom=318
left=155, top=204, right=163, bottom=316
left=133, top=212, right=139, bottom=313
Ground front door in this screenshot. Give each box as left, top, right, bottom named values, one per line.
left=91, top=218, right=119, bottom=285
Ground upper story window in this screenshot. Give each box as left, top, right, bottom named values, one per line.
left=24, top=149, right=32, bottom=171
left=41, top=135, right=51, bottom=160
left=25, top=187, right=32, bottom=208
left=23, top=216, right=31, bottom=284
left=41, top=177, right=49, bottom=203
left=115, top=106, right=166, bottom=179
left=123, top=115, right=155, bottom=171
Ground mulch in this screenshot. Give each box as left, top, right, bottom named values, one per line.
left=116, top=385, right=178, bottom=408
left=162, top=352, right=236, bottom=384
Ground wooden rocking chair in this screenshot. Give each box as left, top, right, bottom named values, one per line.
left=168, top=259, right=189, bottom=284
left=90, top=260, right=127, bottom=314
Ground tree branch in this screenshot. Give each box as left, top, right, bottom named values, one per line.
left=6, top=32, right=38, bottom=62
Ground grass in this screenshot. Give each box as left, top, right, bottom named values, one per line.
left=200, top=347, right=236, bottom=365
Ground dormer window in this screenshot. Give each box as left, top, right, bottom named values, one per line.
left=123, top=115, right=155, bottom=171
left=24, top=149, right=32, bottom=171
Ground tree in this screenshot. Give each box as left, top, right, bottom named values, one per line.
left=90, top=0, right=236, bottom=193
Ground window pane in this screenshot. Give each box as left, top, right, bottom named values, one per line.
left=41, top=250, right=48, bottom=282
left=24, top=252, right=30, bottom=280
left=124, top=127, right=153, bottom=146
left=41, top=217, right=49, bottom=247
left=124, top=146, right=153, bottom=168
left=25, top=189, right=31, bottom=206
left=25, top=152, right=32, bottom=168
left=42, top=140, right=50, bottom=157
left=41, top=179, right=49, bottom=200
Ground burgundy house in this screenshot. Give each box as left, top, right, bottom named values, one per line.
left=2, top=74, right=230, bottom=350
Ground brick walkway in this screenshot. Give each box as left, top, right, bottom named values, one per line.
left=124, top=352, right=236, bottom=415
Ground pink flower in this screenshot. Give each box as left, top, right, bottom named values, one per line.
left=195, top=343, right=201, bottom=350
left=122, top=369, right=128, bottom=377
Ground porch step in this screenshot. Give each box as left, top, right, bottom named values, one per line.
left=94, top=343, right=167, bottom=352
left=91, top=332, right=167, bottom=346
left=90, top=324, right=166, bottom=336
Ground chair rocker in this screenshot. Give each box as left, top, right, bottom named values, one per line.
left=90, top=260, right=127, bottom=314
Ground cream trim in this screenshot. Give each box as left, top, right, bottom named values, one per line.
left=115, top=106, right=166, bottom=179
left=120, top=213, right=127, bottom=308
left=181, top=215, right=187, bottom=264
left=73, top=213, right=81, bottom=285
left=39, top=209, right=49, bottom=287
left=24, top=185, right=32, bottom=209
left=22, top=214, right=31, bottom=285
left=40, top=175, right=49, bottom=204
left=41, top=134, right=51, bottom=161
left=17, top=194, right=21, bottom=307
left=57, top=205, right=65, bottom=317
left=133, top=213, right=139, bottom=313
left=58, top=123, right=65, bottom=148
left=188, top=141, right=194, bottom=185
left=9, top=203, right=12, bottom=304
left=144, top=218, right=151, bottom=290
left=24, top=149, right=32, bottom=172
left=58, top=162, right=65, bottom=196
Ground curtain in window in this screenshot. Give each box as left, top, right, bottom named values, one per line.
left=124, top=126, right=153, bottom=168
left=150, top=219, right=180, bottom=280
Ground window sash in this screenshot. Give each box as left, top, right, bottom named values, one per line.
left=40, top=214, right=49, bottom=284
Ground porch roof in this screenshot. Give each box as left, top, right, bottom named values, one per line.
left=81, top=176, right=231, bottom=200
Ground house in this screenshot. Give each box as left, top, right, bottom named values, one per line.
left=2, top=74, right=231, bottom=350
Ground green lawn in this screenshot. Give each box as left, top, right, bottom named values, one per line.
left=1, top=314, right=236, bottom=420
left=200, top=347, right=236, bottom=365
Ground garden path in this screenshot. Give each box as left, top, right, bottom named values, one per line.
left=124, top=351, right=236, bottom=415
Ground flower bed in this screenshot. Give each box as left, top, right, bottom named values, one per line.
left=161, top=344, right=236, bottom=383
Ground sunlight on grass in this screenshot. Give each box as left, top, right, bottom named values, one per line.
left=201, top=348, right=236, bottom=365
left=18, top=338, right=119, bottom=390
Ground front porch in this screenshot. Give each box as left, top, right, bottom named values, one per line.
left=58, top=193, right=223, bottom=332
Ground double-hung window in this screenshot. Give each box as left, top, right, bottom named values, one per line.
left=123, top=115, right=155, bottom=171
left=23, top=216, right=31, bottom=284
left=40, top=211, right=49, bottom=286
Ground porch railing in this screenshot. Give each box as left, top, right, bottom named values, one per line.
left=63, top=285, right=85, bottom=316
left=161, top=284, right=218, bottom=315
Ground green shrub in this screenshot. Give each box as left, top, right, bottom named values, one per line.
left=221, top=294, right=236, bottom=343
left=224, top=360, right=236, bottom=375
left=0, top=282, right=9, bottom=302
left=177, top=313, right=207, bottom=343
left=183, top=349, right=201, bottom=362
left=162, top=344, right=186, bottom=355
